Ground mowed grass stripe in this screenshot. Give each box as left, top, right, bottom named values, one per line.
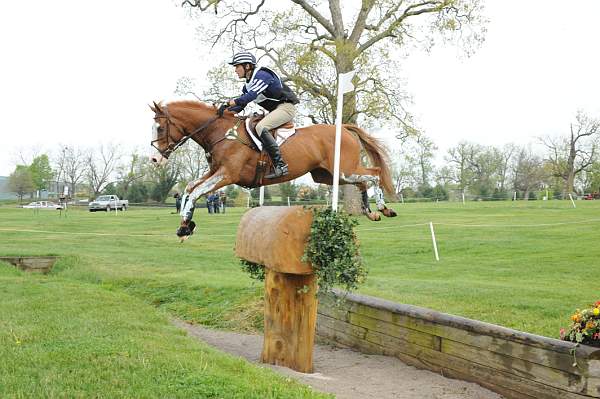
left=0, top=267, right=329, bottom=398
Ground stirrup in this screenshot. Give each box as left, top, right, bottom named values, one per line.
left=265, top=164, right=288, bottom=179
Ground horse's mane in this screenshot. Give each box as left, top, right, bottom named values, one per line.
left=166, top=100, right=215, bottom=111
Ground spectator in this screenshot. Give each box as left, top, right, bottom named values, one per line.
left=220, top=191, right=227, bottom=214
left=206, top=194, right=213, bottom=214
left=213, top=193, right=221, bottom=214
left=174, top=192, right=181, bottom=214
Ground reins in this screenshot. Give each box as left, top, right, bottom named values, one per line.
left=152, top=105, right=253, bottom=158
left=152, top=105, right=219, bottom=158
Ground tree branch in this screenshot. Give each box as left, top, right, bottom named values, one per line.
left=290, top=0, right=336, bottom=37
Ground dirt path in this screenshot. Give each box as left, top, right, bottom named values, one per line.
left=173, top=320, right=503, bottom=399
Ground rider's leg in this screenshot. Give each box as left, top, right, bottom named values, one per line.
left=256, top=103, right=296, bottom=179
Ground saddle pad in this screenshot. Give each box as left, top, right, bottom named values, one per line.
left=245, top=119, right=297, bottom=151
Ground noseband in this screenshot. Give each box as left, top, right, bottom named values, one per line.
left=152, top=105, right=219, bottom=158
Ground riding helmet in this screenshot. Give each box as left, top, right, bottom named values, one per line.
left=228, top=51, right=256, bottom=66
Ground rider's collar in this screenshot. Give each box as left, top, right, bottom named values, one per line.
left=246, top=66, right=259, bottom=83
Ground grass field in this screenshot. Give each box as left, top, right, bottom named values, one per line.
left=1, top=200, right=599, bottom=396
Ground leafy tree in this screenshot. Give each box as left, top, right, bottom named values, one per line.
left=126, top=182, right=150, bottom=203
left=29, top=154, right=53, bottom=192
left=512, top=146, right=546, bottom=201
left=444, top=141, right=477, bottom=193
left=279, top=181, right=298, bottom=201
left=183, top=0, right=485, bottom=212
left=578, top=161, right=600, bottom=194
left=185, top=0, right=484, bottom=129
left=225, top=184, right=240, bottom=199
left=115, top=152, right=150, bottom=200
left=9, top=165, right=34, bottom=202
left=149, top=163, right=180, bottom=203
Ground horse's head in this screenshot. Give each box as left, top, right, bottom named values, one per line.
left=149, top=100, right=220, bottom=164
left=149, top=101, right=188, bottom=165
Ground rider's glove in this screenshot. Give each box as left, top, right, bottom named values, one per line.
left=217, top=103, right=229, bottom=117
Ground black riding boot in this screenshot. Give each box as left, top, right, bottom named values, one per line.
left=260, top=129, right=288, bottom=179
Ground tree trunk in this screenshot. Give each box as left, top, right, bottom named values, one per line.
left=565, top=135, right=577, bottom=195
left=337, top=49, right=363, bottom=214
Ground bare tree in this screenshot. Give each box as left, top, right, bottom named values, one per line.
left=86, top=144, right=121, bottom=197
left=56, top=145, right=88, bottom=198
left=540, top=111, right=599, bottom=197
left=171, top=141, right=210, bottom=183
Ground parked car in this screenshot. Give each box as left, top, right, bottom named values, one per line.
left=88, top=195, right=129, bottom=212
left=22, top=201, right=63, bottom=210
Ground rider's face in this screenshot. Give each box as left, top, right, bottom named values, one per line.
left=234, top=64, right=246, bottom=79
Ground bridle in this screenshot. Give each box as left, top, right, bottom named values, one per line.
left=151, top=105, right=219, bottom=159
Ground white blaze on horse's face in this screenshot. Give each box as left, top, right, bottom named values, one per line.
left=150, top=122, right=168, bottom=165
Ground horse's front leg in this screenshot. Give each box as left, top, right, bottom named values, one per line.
left=177, top=169, right=231, bottom=241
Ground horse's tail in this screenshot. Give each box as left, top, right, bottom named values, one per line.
left=343, top=124, right=396, bottom=197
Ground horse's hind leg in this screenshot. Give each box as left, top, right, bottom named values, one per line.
left=341, top=169, right=397, bottom=218
left=373, top=185, right=397, bottom=217
left=339, top=174, right=381, bottom=221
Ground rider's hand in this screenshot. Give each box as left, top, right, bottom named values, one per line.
left=217, top=103, right=228, bottom=117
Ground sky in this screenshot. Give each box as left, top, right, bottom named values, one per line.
left=1, top=0, right=599, bottom=177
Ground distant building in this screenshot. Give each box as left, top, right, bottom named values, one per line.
left=0, top=176, right=17, bottom=200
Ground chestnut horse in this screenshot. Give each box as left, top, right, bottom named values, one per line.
left=149, top=100, right=396, bottom=239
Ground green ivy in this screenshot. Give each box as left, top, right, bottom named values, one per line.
left=239, top=207, right=366, bottom=294
left=240, top=259, right=265, bottom=281
left=302, top=207, right=366, bottom=294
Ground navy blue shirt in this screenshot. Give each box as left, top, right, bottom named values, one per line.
left=232, top=67, right=298, bottom=112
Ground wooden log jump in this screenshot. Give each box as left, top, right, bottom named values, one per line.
left=235, top=206, right=317, bottom=373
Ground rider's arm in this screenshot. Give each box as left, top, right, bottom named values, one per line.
left=233, top=70, right=274, bottom=107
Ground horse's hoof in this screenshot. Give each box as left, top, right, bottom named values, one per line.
left=176, top=221, right=196, bottom=239
left=367, top=212, right=381, bottom=221
left=382, top=208, right=397, bottom=217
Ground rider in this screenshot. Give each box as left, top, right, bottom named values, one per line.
left=218, top=51, right=299, bottom=179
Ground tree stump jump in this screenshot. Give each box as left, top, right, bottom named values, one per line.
left=235, top=206, right=317, bottom=373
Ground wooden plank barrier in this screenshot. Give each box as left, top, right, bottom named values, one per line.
left=317, top=289, right=600, bottom=399
left=235, top=206, right=317, bottom=373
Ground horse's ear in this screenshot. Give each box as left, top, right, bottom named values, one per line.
left=149, top=103, right=156, bottom=113
left=152, top=101, right=162, bottom=113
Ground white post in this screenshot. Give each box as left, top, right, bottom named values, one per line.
left=331, top=70, right=355, bottom=212
left=247, top=193, right=250, bottom=208
left=429, top=222, right=439, bottom=262
left=513, top=191, right=517, bottom=201
left=287, top=196, right=290, bottom=207
left=569, top=193, right=576, bottom=208
left=114, top=197, right=118, bottom=215
left=462, top=191, right=465, bottom=205
left=259, top=186, right=265, bottom=206
left=400, top=193, right=404, bottom=204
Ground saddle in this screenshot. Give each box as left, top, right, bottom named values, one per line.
left=246, top=112, right=295, bottom=138
left=242, top=112, right=296, bottom=188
